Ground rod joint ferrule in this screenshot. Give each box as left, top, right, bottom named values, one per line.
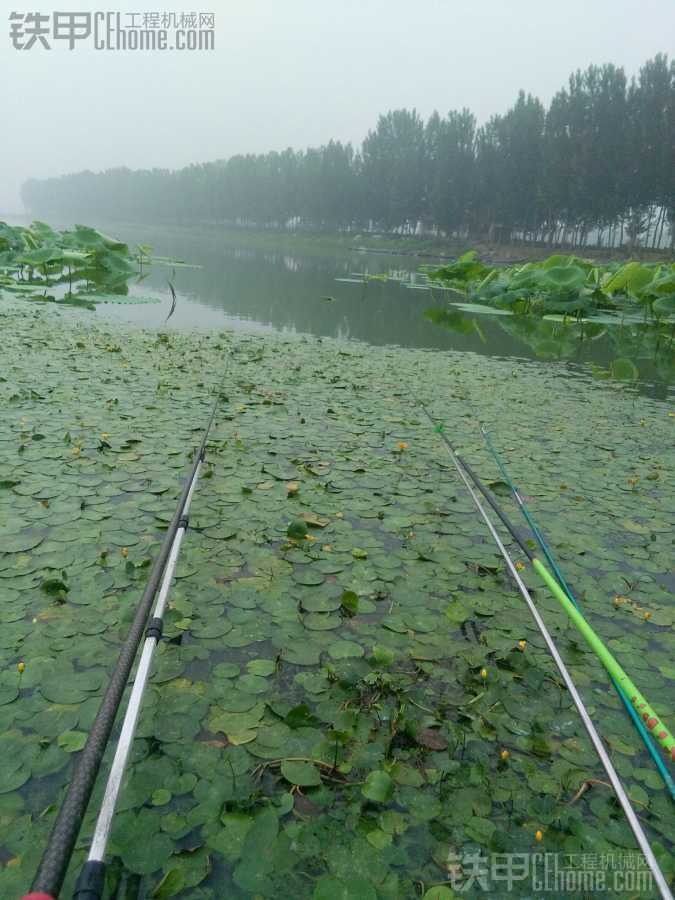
left=73, top=860, right=106, bottom=900
left=145, top=617, right=163, bottom=641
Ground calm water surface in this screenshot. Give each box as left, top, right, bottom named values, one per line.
left=10, top=219, right=675, bottom=396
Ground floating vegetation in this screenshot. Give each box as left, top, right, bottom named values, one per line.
left=0, top=306, right=673, bottom=897
left=335, top=271, right=440, bottom=291
left=426, top=305, right=675, bottom=387
left=0, top=221, right=187, bottom=308
left=429, top=251, right=675, bottom=323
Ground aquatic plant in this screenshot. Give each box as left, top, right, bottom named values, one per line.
left=0, top=220, right=154, bottom=305
left=430, top=251, right=675, bottom=323
left=0, top=305, right=673, bottom=897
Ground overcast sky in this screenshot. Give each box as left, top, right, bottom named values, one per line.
left=2, top=0, right=673, bottom=211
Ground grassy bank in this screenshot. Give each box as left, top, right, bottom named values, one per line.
left=0, top=304, right=673, bottom=897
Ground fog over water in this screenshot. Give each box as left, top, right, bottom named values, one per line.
left=3, top=0, right=674, bottom=212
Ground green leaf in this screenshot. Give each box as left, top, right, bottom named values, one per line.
left=285, top=703, right=321, bottom=729
left=362, top=770, right=393, bottom=804
left=247, top=659, right=276, bottom=676
left=152, top=788, right=172, bottom=806
left=328, top=640, right=364, bottom=660
left=652, top=294, right=675, bottom=316
left=233, top=806, right=279, bottom=892
left=0, top=673, right=19, bottom=706
left=340, top=590, right=359, bottom=616
left=57, top=730, right=87, bottom=753
left=280, top=760, right=322, bottom=787
left=372, top=645, right=395, bottom=667
left=444, top=600, right=469, bottom=623
left=610, top=358, right=639, bottom=381
left=152, top=869, right=186, bottom=899
left=365, top=828, right=392, bottom=849
left=287, top=520, right=309, bottom=540
left=464, top=815, right=496, bottom=844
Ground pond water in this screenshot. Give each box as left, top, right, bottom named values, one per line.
left=92, top=223, right=674, bottom=399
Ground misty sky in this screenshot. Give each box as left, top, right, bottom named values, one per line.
left=2, top=0, right=674, bottom=211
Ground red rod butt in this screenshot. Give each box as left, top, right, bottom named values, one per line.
left=21, top=895, right=55, bottom=900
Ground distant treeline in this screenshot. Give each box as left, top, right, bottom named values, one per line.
left=22, top=54, right=674, bottom=249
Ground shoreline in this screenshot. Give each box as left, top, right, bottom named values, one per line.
left=13, top=216, right=675, bottom=264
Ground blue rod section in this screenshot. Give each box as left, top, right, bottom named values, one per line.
left=480, top=424, right=675, bottom=801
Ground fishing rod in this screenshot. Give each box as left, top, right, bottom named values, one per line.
left=25, top=373, right=227, bottom=900
left=480, top=423, right=675, bottom=801
left=429, top=416, right=675, bottom=763
left=420, top=404, right=673, bottom=900
left=71, top=456, right=202, bottom=900
left=450, top=433, right=675, bottom=763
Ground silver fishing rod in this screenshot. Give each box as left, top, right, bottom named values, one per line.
left=28, top=365, right=227, bottom=900
left=72, top=460, right=203, bottom=900
left=421, top=406, right=673, bottom=900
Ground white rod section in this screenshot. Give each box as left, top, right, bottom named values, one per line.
left=87, top=462, right=201, bottom=863
left=442, top=439, right=672, bottom=900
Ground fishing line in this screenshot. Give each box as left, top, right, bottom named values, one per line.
left=479, top=423, right=675, bottom=800
left=26, top=364, right=230, bottom=900
left=446, top=428, right=675, bottom=762
left=420, top=404, right=673, bottom=900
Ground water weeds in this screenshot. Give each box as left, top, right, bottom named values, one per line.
left=0, top=303, right=672, bottom=897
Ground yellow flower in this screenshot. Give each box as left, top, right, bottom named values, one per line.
left=397, top=441, right=408, bottom=451
left=644, top=612, right=651, bottom=620
left=101, top=432, right=110, bottom=440
left=121, top=547, right=129, bottom=558
left=515, top=561, right=525, bottom=572
left=17, top=662, right=25, bottom=674
left=535, top=830, right=543, bottom=843
left=480, top=668, right=488, bottom=680
left=72, top=446, right=81, bottom=456
left=500, top=749, right=509, bottom=762
left=518, top=640, right=526, bottom=651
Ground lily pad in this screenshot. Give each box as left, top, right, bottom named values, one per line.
left=362, top=771, right=393, bottom=804
left=280, top=760, right=322, bottom=787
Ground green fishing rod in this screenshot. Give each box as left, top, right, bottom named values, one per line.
left=422, top=409, right=675, bottom=763
left=419, top=405, right=672, bottom=900
left=480, top=423, right=675, bottom=800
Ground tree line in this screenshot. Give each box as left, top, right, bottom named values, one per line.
left=22, top=54, right=674, bottom=249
